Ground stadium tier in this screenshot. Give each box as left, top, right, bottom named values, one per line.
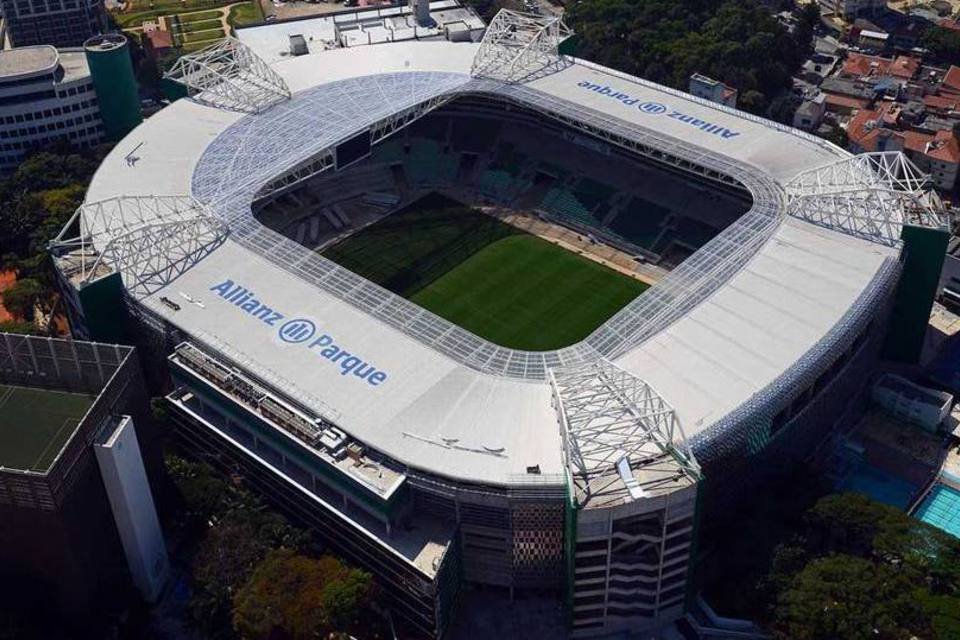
left=49, top=18, right=949, bottom=639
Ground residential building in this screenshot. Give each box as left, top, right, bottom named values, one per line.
left=848, top=106, right=959, bottom=189
left=688, top=73, right=737, bottom=108
left=794, top=93, right=827, bottom=131
left=818, top=0, right=885, bottom=20
left=903, top=129, right=959, bottom=191
left=0, top=0, right=105, bottom=48
left=0, top=45, right=105, bottom=172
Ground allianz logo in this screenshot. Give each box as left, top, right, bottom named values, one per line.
left=210, top=279, right=388, bottom=387
left=576, top=80, right=741, bottom=140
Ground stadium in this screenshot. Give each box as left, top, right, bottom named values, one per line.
left=47, top=7, right=950, bottom=639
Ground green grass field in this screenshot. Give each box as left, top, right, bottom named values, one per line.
left=322, top=194, right=647, bottom=351
left=0, top=385, right=95, bottom=472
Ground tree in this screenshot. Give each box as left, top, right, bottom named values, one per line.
left=232, top=549, right=376, bottom=640
left=772, top=555, right=929, bottom=640
left=565, top=0, right=809, bottom=115
left=1, top=278, right=43, bottom=320
left=922, top=26, right=960, bottom=65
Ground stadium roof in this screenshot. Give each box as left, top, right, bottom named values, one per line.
left=81, top=39, right=939, bottom=486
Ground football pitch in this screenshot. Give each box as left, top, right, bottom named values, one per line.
left=323, top=194, right=648, bottom=351
left=0, top=384, right=95, bottom=472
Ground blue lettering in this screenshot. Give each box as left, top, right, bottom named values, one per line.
left=210, top=278, right=389, bottom=386
left=211, top=279, right=234, bottom=296
left=576, top=82, right=741, bottom=140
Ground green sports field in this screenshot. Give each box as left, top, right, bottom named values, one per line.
left=323, top=194, right=648, bottom=351
left=0, top=384, right=95, bottom=472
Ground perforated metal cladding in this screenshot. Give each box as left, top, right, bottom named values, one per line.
left=512, top=501, right=565, bottom=586
left=691, top=256, right=902, bottom=510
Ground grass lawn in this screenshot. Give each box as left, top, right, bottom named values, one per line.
left=174, top=18, right=222, bottom=32
left=322, top=194, right=647, bottom=350
left=181, top=28, right=225, bottom=43
left=178, top=8, right=222, bottom=22
left=227, top=1, right=264, bottom=27
left=111, top=0, right=230, bottom=27
left=179, top=38, right=224, bottom=52
left=0, top=385, right=96, bottom=472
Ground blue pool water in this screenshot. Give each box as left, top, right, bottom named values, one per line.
left=916, top=484, right=960, bottom=539
left=836, top=461, right=917, bottom=509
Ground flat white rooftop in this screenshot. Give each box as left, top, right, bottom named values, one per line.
left=236, top=0, right=484, bottom=63
left=85, top=40, right=900, bottom=486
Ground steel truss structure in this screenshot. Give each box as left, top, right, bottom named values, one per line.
left=50, top=196, right=229, bottom=297
left=165, top=38, right=291, bottom=114
left=550, top=359, right=699, bottom=507
left=255, top=92, right=458, bottom=202
left=189, top=72, right=792, bottom=381
left=785, top=151, right=948, bottom=246
left=471, top=9, right=573, bottom=83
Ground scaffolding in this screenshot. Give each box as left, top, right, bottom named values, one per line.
left=50, top=195, right=229, bottom=297
left=550, top=359, right=699, bottom=508
left=471, top=9, right=573, bottom=83
left=164, top=38, right=291, bottom=114
left=785, top=151, right=949, bottom=246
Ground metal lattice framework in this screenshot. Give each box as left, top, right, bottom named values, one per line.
left=188, top=73, right=795, bottom=381
left=550, top=359, right=699, bottom=506
left=50, top=196, right=229, bottom=297
left=785, top=151, right=948, bottom=246
left=471, top=9, right=573, bottom=83
left=164, top=38, right=291, bottom=114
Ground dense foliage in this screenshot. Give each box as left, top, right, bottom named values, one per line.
left=232, top=549, right=376, bottom=640
left=922, top=26, right=960, bottom=66
left=0, top=145, right=110, bottom=333
left=166, top=455, right=385, bottom=640
left=765, top=493, right=960, bottom=640
left=701, top=483, right=960, bottom=640
left=565, top=0, right=818, bottom=116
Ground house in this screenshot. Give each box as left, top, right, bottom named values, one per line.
left=688, top=73, right=738, bottom=108
left=903, top=129, right=960, bottom=190
left=941, top=66, right=960, bottom=96
left=793, top=93, right=827, bottom=131
left=840, top=52, right=892, bottom=78
left=818, top=0, right=885, bottom=20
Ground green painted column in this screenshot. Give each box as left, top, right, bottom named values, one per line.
left=883, top=224, right=951, bottom=363
left=84, top=34, right=143, bottom=140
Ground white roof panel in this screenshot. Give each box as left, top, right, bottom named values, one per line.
left=85, top=40, right=899, bottom=485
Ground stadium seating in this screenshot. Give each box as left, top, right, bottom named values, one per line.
left=478, top=169, right=518, bottom=202
left=404, top=138, right=459, bottom=186
left=374, top=137, right=406, bottom=164
left=539, top=187, right=596, bottom=228
left=605, top=197, right=672, bottom=251
left=449, top=117, right=502, bottom=153
left=572, top=178, right=616, bottom=216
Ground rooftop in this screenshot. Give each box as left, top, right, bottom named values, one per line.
left=82, top=40, right=906, bottom=486
left=236, top=0, right=484, bottom=63
left=0, top=45, right=58, bottom=80
left=942, top=66, right=960, bottom=95
left=0, top=384, right=96, bottom=472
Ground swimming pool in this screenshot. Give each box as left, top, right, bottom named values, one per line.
left=836, top=461, right=918, bottom=510
left=916, top=484, right=960, bottom=539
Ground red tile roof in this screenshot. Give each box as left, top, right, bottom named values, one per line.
left=943, top=66, right=960, bottom=95
left=847, top=105, right=905, bottom=152
left=841, top=53, right=892, bottom=78
left=889, top=55, right=919, bottom=80
left=923, top=93, right=960, bottom=113
left=823, top=93, right=870, bottom=111
left=903, top=129, right=960, bottom=164
left=145, top=29, right=173, bottom=49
